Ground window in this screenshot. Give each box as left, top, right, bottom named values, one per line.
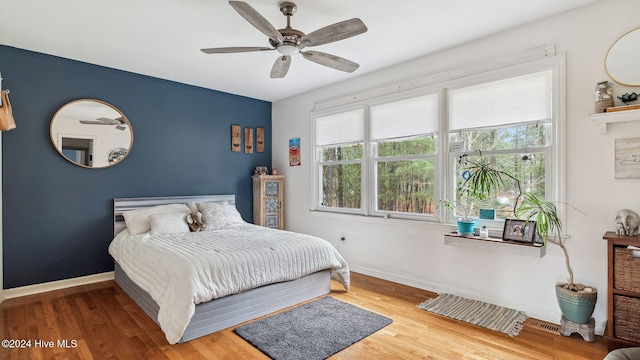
left=315, top=108, right=364, bottom=212
left=447, top=69, right=553, bottom=225
left=312, top=54, right=564, bottom=225
left=370, top=94, right=439, bottom=216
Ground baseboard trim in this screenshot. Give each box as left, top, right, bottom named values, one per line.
left=3, top=271, right=115, bottom=300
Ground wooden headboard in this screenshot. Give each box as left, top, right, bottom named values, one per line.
left=113, top=194, right=236, bottom=236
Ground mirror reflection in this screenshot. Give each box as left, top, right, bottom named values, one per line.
left=50, top=99, right=133, bottom=168
left=606, top=28, right=640, bottom=86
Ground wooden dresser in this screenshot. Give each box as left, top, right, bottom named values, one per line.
left=253, top=175, right=284, bottom=229
left=602, top=231, right=640, bottom=346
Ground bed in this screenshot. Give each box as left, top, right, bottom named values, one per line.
left=108, top=194, right=350, bottom=344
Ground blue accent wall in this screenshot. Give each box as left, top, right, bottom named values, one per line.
left=0, top=45, right=272, bottom=289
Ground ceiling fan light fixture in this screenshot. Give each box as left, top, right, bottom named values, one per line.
left=277, top=44, right=299, bottom=55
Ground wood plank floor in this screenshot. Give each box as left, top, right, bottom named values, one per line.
left=0, top=273, right=610, bottom=359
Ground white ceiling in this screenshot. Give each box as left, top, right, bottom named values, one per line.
left=0, top=0, right=599, bottom=102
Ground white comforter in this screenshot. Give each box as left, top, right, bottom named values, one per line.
left=108, top=223, right=350, bottom=344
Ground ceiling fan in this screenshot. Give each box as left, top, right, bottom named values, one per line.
left=79, top=117, right=127, bottom=130
left=201, top=1, right=368, bottom=78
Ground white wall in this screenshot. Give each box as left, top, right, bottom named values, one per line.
left=272, top=0, right=640, bottom=334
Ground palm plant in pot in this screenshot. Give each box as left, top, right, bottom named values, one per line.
left=448, top=152, right=596, bottom=323
left=517, top=194, right=597, bottom=324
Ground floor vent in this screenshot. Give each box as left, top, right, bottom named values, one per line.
left=524, top=318, right=561, bottom=335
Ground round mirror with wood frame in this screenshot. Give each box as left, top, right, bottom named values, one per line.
left=50, top=99, right=133, bottom=168
left=605, top=27, right=640, bottom=86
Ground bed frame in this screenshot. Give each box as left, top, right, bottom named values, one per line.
left=113, top=194, right=331, bottom=343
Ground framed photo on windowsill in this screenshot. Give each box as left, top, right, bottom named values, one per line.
left=502, top=219, right=536, bottom=243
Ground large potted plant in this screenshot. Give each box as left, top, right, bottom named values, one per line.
left=517, top=193, right=597, bottom=324
left=453, top=152, right=596, bottom=323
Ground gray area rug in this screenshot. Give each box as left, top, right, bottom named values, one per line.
left=234, top=296, right=392, bottom=360
left=418, top=293, right=528, bottom=337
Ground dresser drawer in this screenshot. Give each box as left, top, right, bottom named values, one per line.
left=614, top=295, right=640, bottom=343
left=614, top=248, right=640, bottom=292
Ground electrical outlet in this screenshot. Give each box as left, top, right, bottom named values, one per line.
left=340, top=236, right=346, bottom=241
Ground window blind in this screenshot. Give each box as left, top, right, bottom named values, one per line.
left=448, top=69, right=552, bottom=131
left=315, top=108, right=364, bottom=146
left=370, top=93, right=438, bottom=140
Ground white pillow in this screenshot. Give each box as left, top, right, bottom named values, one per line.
left=227, top=203, right=245, bottom=223
left=196, top=201, right=231, bottom=230
left=122, top=204, right=190, bottom=235
left=149, top=213, right=190, bottom=236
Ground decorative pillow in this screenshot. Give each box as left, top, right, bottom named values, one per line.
left=227, top=203, right=245, bottom=223
left=122, top=204, right=190, bottom=235
left=149, top=213, right=190, bottom=236
left=196, top=201, right=231, bottom=230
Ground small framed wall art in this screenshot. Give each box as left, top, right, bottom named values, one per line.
left=256, top=127, right=265, bottom=153
left=231, top=125, right=241, bottom=152
left=615, top=137, right=640, bottom=178
left=244, top=127, right=253, bottom=153
left=289, top=137, right=300, bottom=166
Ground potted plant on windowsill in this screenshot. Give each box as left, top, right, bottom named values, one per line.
left=453, top=151, right=596, bottom=324
left=439, top=153, right=518, bottom=236
left=439, top=186, right=475, bottom=236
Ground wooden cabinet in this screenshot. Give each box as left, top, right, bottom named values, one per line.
left=602, top=231, right=640, bottom=346
left=253, top=175, right=284, bottom=229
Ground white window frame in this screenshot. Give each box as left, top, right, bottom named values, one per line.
left=311, top=50, right=566, bottom=228
left=441, top=55, right=565, bottom=229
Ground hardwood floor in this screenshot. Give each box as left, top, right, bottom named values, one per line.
left=1, top=273, right=610, bottom=359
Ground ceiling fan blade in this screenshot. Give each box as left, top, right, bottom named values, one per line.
left=229, top=1, right=284, bottom=44
left=270, top=56, right=291, bottom=78
left=301, top=51, right=360, bottom=73
left=300, top=18, right=367, bottom=48
left=80, top=120, right=110, bottom=125
left=96, top=117, right=121, bottom=125
left=201, top=46, right=274, bottom=54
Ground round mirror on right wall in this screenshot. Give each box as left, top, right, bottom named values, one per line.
left=605, top=27, right=640, bottom=86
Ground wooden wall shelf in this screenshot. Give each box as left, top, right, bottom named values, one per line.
left=589, top=109, right=640, bottom=133
left=444, top=233, right=546, bottom=257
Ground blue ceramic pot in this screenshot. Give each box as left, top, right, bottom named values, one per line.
left=457, top=220, right=476, bottom=236
left=555, top=284, right=597, bottom=323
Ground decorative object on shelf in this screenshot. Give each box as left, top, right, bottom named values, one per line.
left=595, top=80, right=614, bottom=113
left=614, top=209, right=640, bottom=236
left=617, top=92, right=639, bottom=105
left=244, top=127, right=253, bottom=153
left=253, top=166, right=268, bottom=175
left=0, top=89, right=16, bottom=131
left=479, top=208, right=495, bottom=220
left=289, top=137, right=301, bottom=166
left=256, top=127, right=265, bottom=153
left=502, top=219, right=535, bottom=243
left=615, top=137, right=640, bottom=179
left=479, top=226, right=489, bottom=239
left=271, top=168, right=278, bottom=175
left=231, top=124, right=241, bottom=152
left=605, top=27, right=640, bottom=86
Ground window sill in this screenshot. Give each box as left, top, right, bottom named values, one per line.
left=444, top=232, right=546, bottom=257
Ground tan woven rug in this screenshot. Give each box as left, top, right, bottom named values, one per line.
left=418, top=293, right=528, bottom=337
